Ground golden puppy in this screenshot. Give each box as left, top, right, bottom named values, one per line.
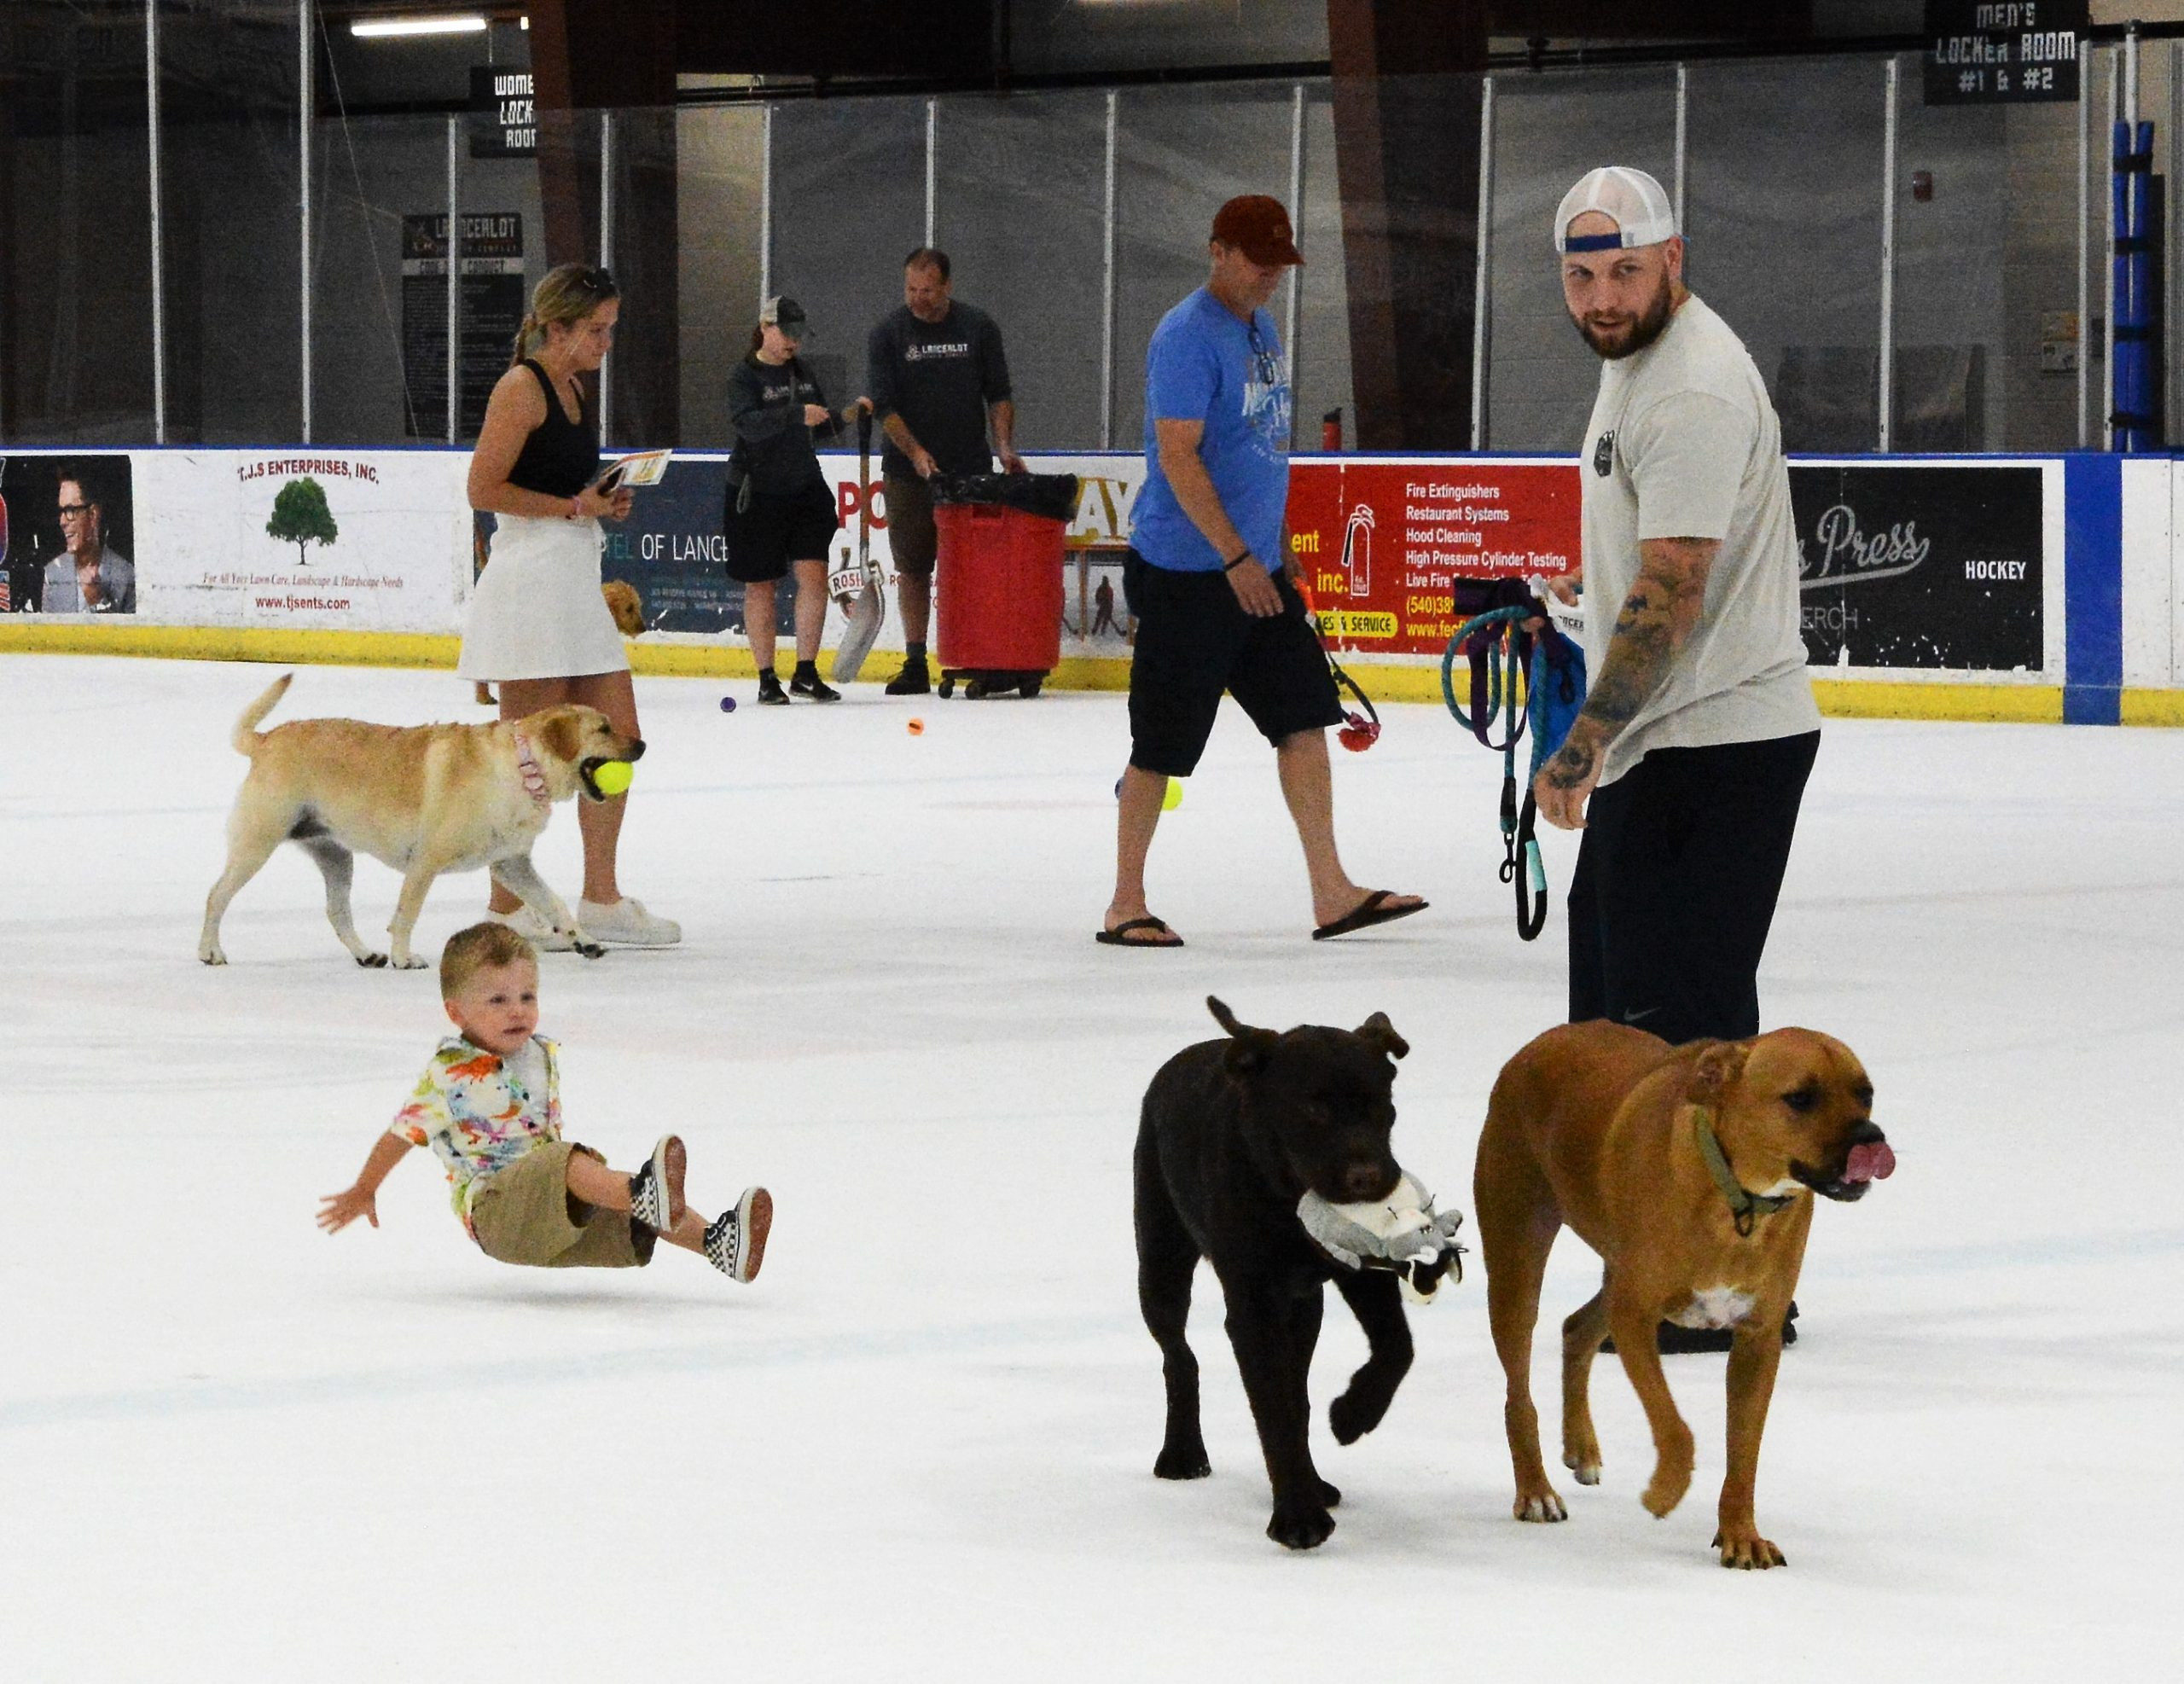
left=199, top=673, right=642, bottom=969
left=1472, top=1021, right=1894, bottom=1569
left=601, top=578, right=646, bottom=637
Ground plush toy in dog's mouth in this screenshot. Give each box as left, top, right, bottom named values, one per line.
left=578, top=758, right=636, bottom=802
left=1298, top=1173, right=1467, bottom=1303
left=1794, top=1136, right=1896, bottom=1201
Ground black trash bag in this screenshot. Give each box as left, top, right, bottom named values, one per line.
left=927, top=471, right=1081, bottom=521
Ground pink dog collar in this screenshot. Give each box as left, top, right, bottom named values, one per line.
left=514, top=735, right=551, bottom=810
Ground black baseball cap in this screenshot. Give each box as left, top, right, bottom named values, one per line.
left=761, top=295, right=811, bottom=342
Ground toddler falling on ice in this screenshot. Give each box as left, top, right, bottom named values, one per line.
left=318, top=921, right=770, bottom=1280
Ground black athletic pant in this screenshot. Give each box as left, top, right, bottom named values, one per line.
left=1567, top=730, right=1820, bottom=1046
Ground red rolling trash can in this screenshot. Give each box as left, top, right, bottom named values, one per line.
left=931, top=473, right=1080, bottom=699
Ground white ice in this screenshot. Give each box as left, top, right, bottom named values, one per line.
left=1, top=653, right=2177, bottom=1677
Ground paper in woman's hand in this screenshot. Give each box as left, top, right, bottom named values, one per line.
left=590, top=449, right=673, bottom=495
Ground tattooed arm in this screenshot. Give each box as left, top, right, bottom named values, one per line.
left=1532, top=535, right=1719, bottom=829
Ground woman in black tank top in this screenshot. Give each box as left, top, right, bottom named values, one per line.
left=506, top=356, right=601, bottom=501
left=462, top=263, right=678, bottom=949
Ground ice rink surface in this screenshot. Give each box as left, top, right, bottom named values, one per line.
left=2, top=653, right=2177, bottom=1678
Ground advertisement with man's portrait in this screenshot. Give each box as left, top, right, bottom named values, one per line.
left=0, top=455, right=138, bottom=614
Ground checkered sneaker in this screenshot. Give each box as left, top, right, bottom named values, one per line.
left=706, top=1186, right=772, bottom=1283
left=628, top=1135, right=684, bottom=1232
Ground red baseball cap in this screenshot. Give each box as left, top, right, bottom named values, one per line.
left=1211, top=195, right=1304, bottom=267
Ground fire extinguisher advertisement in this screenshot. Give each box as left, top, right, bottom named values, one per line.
left=1282, top=457, right=1582, bottom=655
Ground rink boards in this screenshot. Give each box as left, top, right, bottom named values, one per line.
left=2, top=444, right=2179, bottom=724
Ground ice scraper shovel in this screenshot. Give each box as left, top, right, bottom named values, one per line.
left=830, top=407, right=886, bottom=684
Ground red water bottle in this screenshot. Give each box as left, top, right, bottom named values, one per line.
left=1321, top=408, right=1342, bottom=452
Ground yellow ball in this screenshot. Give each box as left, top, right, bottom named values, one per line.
left=1163, top=777, right=1184, bottom=811
left=591, top=760, right=634, bottom=797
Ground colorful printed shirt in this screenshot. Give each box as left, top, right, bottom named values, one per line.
left=392, top=1035, right=562, bottom=1219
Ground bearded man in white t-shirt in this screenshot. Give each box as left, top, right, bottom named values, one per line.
left=1533, top=166, right=1822, bottom=1056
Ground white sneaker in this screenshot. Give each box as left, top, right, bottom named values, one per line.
left=577, top=896, right=682, bottom=947
left=487, top=904, right=576, bottom=952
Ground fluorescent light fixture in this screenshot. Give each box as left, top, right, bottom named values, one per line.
left=350, top=15, right=489, bottom=38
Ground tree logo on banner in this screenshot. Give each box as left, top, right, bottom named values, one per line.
left=267, top=477, right=340, bottom=565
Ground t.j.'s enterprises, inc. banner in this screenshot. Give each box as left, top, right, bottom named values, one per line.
left=145, top=450, right=468, bottom=633
left=2, top=446, right=468, bottom=636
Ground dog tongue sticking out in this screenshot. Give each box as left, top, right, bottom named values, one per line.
left=1844, top=1140, right=1896, bottom=1184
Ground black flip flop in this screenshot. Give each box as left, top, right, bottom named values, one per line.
left=1311, top=891, right=1428, bottom=942
left=1096, top=915, right=1185, bottom=949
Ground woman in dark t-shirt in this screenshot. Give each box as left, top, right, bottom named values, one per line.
left=724, top=296, right=868, bottom=705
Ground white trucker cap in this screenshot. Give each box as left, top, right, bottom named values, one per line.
left=1554, top=166, right=1677, bottom=253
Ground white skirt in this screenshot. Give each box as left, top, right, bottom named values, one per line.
left=457, top=513, right=630, bottom=681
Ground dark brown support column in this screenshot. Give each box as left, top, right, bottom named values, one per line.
left=0, top=95, right=15, bottom=440
left=526, top=0, right=679, bottom=447
left=1326, top=0, right=1488, bottom=450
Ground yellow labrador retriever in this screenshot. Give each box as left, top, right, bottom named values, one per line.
left=199, top=673, right=642, bottom=969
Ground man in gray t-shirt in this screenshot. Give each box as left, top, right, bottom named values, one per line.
left=1533, top=166, right=1821, bottom=1056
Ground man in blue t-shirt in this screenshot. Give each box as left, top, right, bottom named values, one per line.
left=1100, top=196, right=1426, bottom=949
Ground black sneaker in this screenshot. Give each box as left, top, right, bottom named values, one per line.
left=1606, top=1303, right=1798, bottom=1356
left=884, top=654, right=930, bottom=696
left=756, top=671, right=787, bottom=706
left=790, top=671, right=841, bottom=702
left=1653, top=1322, right=1734, bottom=1355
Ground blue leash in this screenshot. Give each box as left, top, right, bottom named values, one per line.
left=1441, top=606, right=1560, bottom=941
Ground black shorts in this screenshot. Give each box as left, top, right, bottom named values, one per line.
left=723, top=479, right=841, bottom=584
left=882, top=473, right=938, bottom=578
left=1124, top=549, right=1343, bottom=777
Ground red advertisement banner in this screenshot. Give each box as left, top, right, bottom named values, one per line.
left=1284, top=457, right=1581, bottom=655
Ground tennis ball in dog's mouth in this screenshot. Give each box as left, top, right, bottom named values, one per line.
left=590, top=761, right=635, bottom=797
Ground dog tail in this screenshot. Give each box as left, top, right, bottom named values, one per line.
left=231, top=672, right=293, bottom=756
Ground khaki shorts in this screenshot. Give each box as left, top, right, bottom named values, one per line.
left=883, top=472, right=938, bottom=577
left=468, top=1141, right=654, bottom=1269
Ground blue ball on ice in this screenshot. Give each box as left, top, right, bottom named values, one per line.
left=720, top=695, right=737, bottom=713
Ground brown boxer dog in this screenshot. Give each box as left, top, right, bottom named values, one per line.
left=1473, top=1020, right=1893, bottom=1569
